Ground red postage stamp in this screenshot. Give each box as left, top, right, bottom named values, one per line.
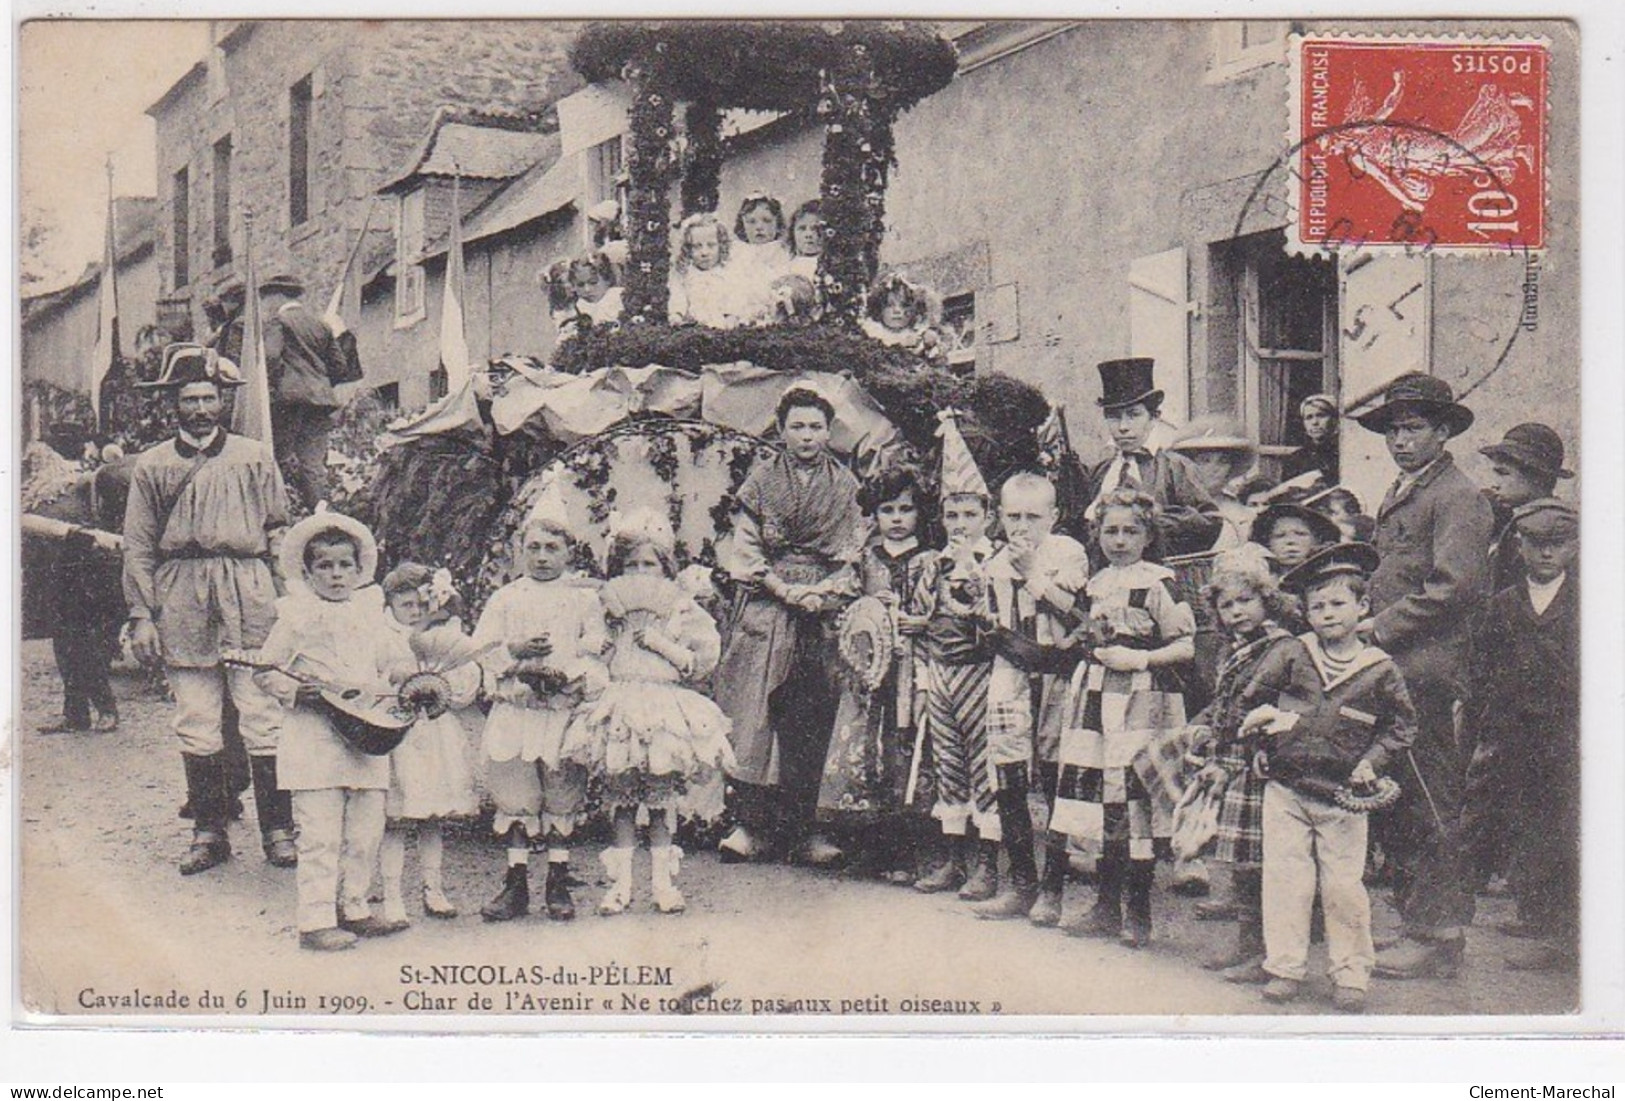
left=1289, top=34, right=1548, bottom=253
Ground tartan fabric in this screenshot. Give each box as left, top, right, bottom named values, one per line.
left=1213, top=760, right=1265, bottom=867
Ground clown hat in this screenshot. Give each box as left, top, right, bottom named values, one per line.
left=608, top=506, right=677, bottom=556
left=524, top=479, right=573, bottom=536
left=936, top=408, right=989, bottom=501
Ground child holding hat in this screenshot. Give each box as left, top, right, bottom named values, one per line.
left=1239, top=541, right=1418, bottom=1011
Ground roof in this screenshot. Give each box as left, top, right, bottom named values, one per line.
left=458, top=149, right=577, bottom=248
left=380, top=107, right=560, bottom=194
left=22, top=198, right=158, bottom=323
left=145, top=60, right=207, bottom=118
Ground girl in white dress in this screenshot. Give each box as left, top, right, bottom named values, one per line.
left=668, top=213, right=741, bottom=329
left=728, top=192, right=790, bottom=325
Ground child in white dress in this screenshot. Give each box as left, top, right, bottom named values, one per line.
left=785, top=199, right=825, bottom=283
left=861, top=273, right=943, bottom=362
left=668, top=213, right=741, bottom=329
left=562, top=511, right=734, bottom=914
left=728, top=192, right=790, bottom=324
left=376, top=563, right=480, bottom=925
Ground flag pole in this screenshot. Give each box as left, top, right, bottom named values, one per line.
left=233, top=209, right=276, bottom=451
left=90, top=157, right=120, bottom=434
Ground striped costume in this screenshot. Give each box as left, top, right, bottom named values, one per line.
left=1050, top=560, right=1195, bottom=860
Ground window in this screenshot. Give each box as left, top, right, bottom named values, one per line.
left=374, top=382, right=400, bottom=410
left=940, top=292, right=977, bottom=374
left=394, top=188, right=427, bottom=324
left=212, top=136, right=233, bottom=268
left=289, top=74, right=313, bottom=226
left=1207, top=21, right=1288, bottom=83
left=1221, top=231, right=1338, bottom=482
left=587, top=136, right=624, bottom=206
left=429, top=366, right=449, bottom=401
left=172, top=166, right=190, bottom=289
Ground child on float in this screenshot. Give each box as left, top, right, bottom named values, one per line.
left=1049, top=489, right=1196, bottom=948
left=375, top=563, right=480, bottom=925
left=565, top=252, right=625, bottom=334
left=785, top=199, right=826, bottom=283
left=728, top=191, right=791, bottom=324
left=544, top=259, right=581, bottom=343
left=668, top=212, right=741, bottom=329
left=816, top=462, right=937, bottom=882
left=975, top=471, right=1092, bottom=924
left=860, top=273, right=944, bottom=363
left=254, top=513, right=396, bottom=952
left=1182, top=544, right=1299, bottom=981
left=472, top=486, right=609, bottom=923
left=1239, top=542, right=1416, bottom=1012
left=560, top=509, right=735, bottom=915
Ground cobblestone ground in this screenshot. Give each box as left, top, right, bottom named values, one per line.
left=14, top=640, right=1578, bottom=1025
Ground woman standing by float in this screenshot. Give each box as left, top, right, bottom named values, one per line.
left=714, top=386, right=867, bottom=865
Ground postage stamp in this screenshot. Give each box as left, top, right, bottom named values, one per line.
left=1289, top=34, right=1549, bottom=253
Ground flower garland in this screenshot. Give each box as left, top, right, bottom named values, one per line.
left=621, top=51, right=679, bottom=326
left=816, top=45, right=900, bottom=326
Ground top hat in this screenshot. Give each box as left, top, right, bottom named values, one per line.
left=259, top=273, right=305, bottom=298
left=1250, top=501, right=1343, bottom=550
left=1510, top=497, right=1579, bottom=541
left=1480, top=423, right=1573, bottom=481
left=137, top=343, right=245, bottom=390
left=1355, top=373, right=1474, bottom=437
left=1096, top=358, right=1164, bottom=411
left=1279, top=540, right=1381, bottom=594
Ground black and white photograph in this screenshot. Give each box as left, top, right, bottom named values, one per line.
left=8, top=12, right=1613, bottom=1034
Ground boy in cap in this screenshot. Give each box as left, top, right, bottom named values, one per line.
left=1082, top=358, right=1222, bottom=567
left=1240, top=542, right=1418, bottom=1012
left=1479, top=423, right=1573, bottom=594
left=260, top=273, right=347, bottom=511
left=1464, top=499, right=1579, bottom=972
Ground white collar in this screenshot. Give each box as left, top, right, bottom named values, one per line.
left=1526, top=572, right=1566, bottom=614
left=1299, top=632, right=1391, bottom=691
left=178, top=427, right=221, bottom=452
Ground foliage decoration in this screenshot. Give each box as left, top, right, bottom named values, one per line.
left=622, top=53, right=679, bottom=324
left=679, top=100, right=725, bottom=217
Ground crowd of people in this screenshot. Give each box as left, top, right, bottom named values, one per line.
left=34, top=225, right=1578, bottom=1014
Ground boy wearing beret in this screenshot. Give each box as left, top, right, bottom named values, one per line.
left=1240, top=543, right=1418, bottom=1012
left=1464, top=499, right=1580, bottom=972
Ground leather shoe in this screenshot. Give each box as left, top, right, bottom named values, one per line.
left=1223, top=960, right=1272, bottom=985
left=263, top=830, right=299, bottom=868
left=971, top=887, right=1039, bottom=921
left=300, top=927, right=358, bottom=952
left=179, top=830, right=230, bottom=876
left=1375, top=936, right=1464, bottom=980
left=1332, top=986, right=1367, bottom=1013
left=1062, top=903, right=1122, bottom=940
left=340, top=915, right=409, bottom=938
left=38, top=717, right=90, bottom=734
left=717, top=826, right=761, bottom=864
left=92, top=712, right=120, bottom=733
left=1505, top=943, right=1573, bottom=972
left=1261, top=977, right=1301, bottom=1003
left=1028, top=890, right=1064, bottom=927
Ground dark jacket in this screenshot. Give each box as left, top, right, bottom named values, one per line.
left=1468, top=573, right=1578, bottom=749
left=1369, top=452, right=1494, bottom=699
left=1243, top=635, right=1418, bottom=795
left=1084, top=449, right=1223, bottom=563
left=264, top=301, right=343, bottom=410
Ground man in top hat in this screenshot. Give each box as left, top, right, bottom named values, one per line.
left=123, top=344, right=297, bottom=875
left=1082, top=358, right=1222, bottom=566
left=1463, top=499, right=1580, bottom=972
left=1479, top=422, right=1574, bottom=594
left=260, top=272, right=347, bottom=512
left=1355, top=372, right=1494, bottom=979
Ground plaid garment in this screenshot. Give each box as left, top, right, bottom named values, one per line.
left=1199, top=623, right=1295, bottom=868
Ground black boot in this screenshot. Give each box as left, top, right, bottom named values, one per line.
left=974, top=780, right=1040, bottom=920
left=1030, top=837, right=1071, bottom=927
left=1123, top=859, right=1156, bottom=949
left=250, top=755, right=298, bottom=868
left=544, top=860, right=577, bottom=921
left=915, top=834, right=967, bottom=893
left=481, top=864, right=530, bottom=922
left=179, top=754, right=231, bottom=876
left=958, top=839, right=1000, bottom=901
left=1065, top=848, right=1125, bottom=938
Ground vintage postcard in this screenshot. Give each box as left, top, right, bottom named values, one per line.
left=9, top=13, right=1609, bottom=1034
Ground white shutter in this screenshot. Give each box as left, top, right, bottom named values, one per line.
left=1129, top=247, right=1193, bottom=425
left=1337, top=253, right=1432, bottom=514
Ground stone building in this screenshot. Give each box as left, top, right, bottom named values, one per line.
left=144, top=20, right=582, bottom=352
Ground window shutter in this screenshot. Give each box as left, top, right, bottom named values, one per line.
left=1128, top=246, right=1192, bottom=425
left=1337, top=253, right=1432, bottom=514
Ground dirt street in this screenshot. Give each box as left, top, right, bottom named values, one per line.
left=14, top=640, right=1577, bottom=1025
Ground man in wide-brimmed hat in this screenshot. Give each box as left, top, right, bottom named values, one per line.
left=1082, top=358, right=1222, bottom=565
left=1355, top=372, right=1494, bottom=980
left=1167, top=415, right=1260, bottom=551
left=1479, top=422, right=1574, bottom=593
left=123, top=344, right=298, bottom=876
left=260, top=272, right=347, bottom=511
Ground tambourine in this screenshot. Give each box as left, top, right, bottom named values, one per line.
left=837, top=595, right=896, bottom=694
left=1252, top=750, right=1402, bottom=814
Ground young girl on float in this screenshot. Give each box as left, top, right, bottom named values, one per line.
left=1049, top=489, right=1196, bottom=948
left=728, top=191, right=791, bottom=323
left=860, top=273, right=944, bottom=363
left=375, top=563, right=481, bottom=926
left=544, top=259, right=581, bottom=342
left=565, top=252, right=625, bottom=334
left=668, top=213, right=740, bottom=330
left=561, top=510, right=735, bottom=915
left=785, top=199, right=826, bottom=282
